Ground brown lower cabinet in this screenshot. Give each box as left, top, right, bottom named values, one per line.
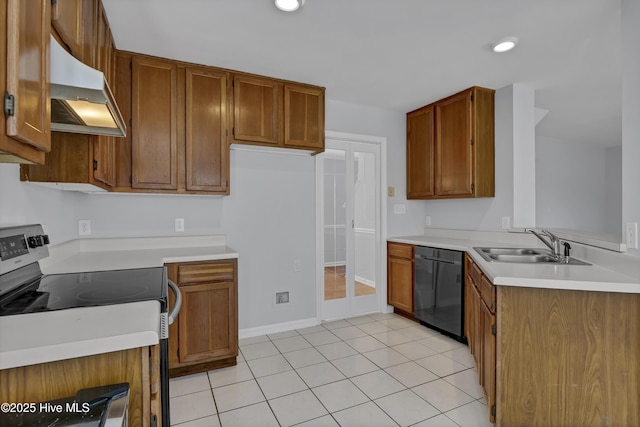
left=465, top=254, right=640, bottom=427
left=0, top=346, right=162, bottom=427
left=465, top=254, right=496, bottom=422
left=387, top=242, right=414, bottom=314
left=166, top=259, right=238, bottom=377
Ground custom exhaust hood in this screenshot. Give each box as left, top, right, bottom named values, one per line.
left=50, top=36, right=126, bottom=137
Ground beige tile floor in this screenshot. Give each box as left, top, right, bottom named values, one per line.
left=169, top=313, right=494, bottom=426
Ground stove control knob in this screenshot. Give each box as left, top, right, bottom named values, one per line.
left=28, top=235, right=50, bottom=248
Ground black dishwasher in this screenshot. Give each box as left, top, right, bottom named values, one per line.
left=414, top=246, right=465, bottom=342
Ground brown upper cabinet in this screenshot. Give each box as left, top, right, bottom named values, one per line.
left=1, top=0, right=50, bottom=164
left=21, top=0, right=117, bottom=186
left=51, top=0, right=83, bottom=57
left=231, top=74, right=325, bottom=153
left=122, top=53, right=229, bottom=194
left=407, top=86, right=495, bottom=199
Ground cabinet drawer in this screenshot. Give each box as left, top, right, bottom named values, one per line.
left=388, top=242, right=414, bottom=259
left=178, top=261, right=236, bottom=284
left=480, top=274, right=496, bottom=313
left=467, top=256, right=482, bottom=285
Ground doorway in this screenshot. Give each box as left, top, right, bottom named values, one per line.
left=316, top=132, right=386, bottom=321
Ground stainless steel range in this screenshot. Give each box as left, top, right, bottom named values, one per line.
left=0, top=224, right=181, bottom=427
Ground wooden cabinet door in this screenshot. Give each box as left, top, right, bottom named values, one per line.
left=5, top=0, right=50, bottom=152
left=93, top=5, right=116, bottom=187
left=80, top=0, right=97, bottom=67
left=407, top=105, right=435, bottom=198
left=471, top=282, right=483, bottom=372
left=283, top=84, right=324, bottom=150
left=480, top=297, right=496, bottom=423
left=435, top=90, right=473, bottom=196
left=178, top=281, right=237, bottom=363
left=131, top=57, right=179, bottom=190
left=232, top=75, right=281, bottom=145
left=387, top=243, right=414, bottom=313
left=51, top=0, right=82, bottom=56
left=464, top=272, right=475, bottom=350
left=185, top=67, right=229, bottom=193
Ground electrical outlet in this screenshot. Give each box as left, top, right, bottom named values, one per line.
left=425, top=216, right=431, bottom=226
left=293, top=259, right=301, bottom=272
left=276, top=291, right=289, bottom=304
left=175, top=218, right=185, bottom=232
left=626, top=222, right=638, bottom=249
left=502, top=216, right=511, bottom=229
left=393, top=204, right=406, bottom=214
left=78, top=220, right=91, bottom=236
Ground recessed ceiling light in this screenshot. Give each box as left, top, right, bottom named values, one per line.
left=275, top=0, right=305, bottom=12
left=491, top=36, right=519, bottom=53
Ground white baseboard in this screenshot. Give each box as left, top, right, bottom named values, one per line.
left=239, top=317, right=319, bottom=340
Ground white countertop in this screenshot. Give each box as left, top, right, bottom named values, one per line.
left=1, top=235, right=238, bottom=370
left=40, top=235, right=239, bottom=274
left=389, top=234, right=640, bottom=294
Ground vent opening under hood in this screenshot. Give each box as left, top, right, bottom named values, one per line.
left=50, top=36, right=126, bottom=137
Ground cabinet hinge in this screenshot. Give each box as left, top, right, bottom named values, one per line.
left=470, top=138, right=474, bottom=145
left=492, top=324, right=497, bottom=335
left=470, top=94, right=474, bottom=102
left=129, top=175, right=132, bottom=184
left=232, top=127, right=235, bottom=137
left=471, top=183, right=475, bottom=191
left=129, top=118, right=132, bottom=127
left=51, top=0, right=57, bottom=6
left=4, top=92, right=15, bottom=117
left=491, top=404, right=496, bottom=417
left=93, top=160, right=98, bottom=171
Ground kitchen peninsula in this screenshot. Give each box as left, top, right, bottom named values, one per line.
left=388, top=229, right=640, bottom=427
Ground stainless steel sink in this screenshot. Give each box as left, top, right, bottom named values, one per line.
left=473, top=247, right=591, bottom=265
left=478, top=248, right=542, bottom=256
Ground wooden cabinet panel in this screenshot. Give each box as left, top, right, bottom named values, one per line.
left=232, top=75, right=280, bottom=145
left=407, top=105, right=435, bottom=198
left=0, top=347, right=155, bottom=427
left=51, top=0, right=83, bottom=57
left=178, top=282, right=235, bottom=363
left=283, top=84, right=324, bottom=150
left=168, top=260, right=238, bottom=377
left=185, top=67, right=229, bottom=193
left=435, top=90, right=473, bottom=196
left=131, top=57, right=179, bottom=190
left=178, top=261, right=235, bottom=284
left=387, top=242, right=414, bottom=314
left=5, top=0, right=50, bottom=153
left=498, top=287, right=640, bottom=427
left=480, top=297, right=496, bottom=423
left=80, top=0, right=97, bottom=67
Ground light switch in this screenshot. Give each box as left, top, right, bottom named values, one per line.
left=387, top=186, right=395, bottom=197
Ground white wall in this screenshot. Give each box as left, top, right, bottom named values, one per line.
left=0, top=164, right=85, bottom=243
left=417, top=85, right=515, bottom=231
left=604, top=146, right=623, bottom=237
left=622, top=0, right=640, bottom=255
left=535, top=136, right=620, bottom=236
left=0, top=100, right=412, bottom=331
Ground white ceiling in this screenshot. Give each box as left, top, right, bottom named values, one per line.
left=102, top=0, right=622, bottom=148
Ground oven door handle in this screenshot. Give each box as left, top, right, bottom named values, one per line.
left=167, top=280, right=182, bottom=325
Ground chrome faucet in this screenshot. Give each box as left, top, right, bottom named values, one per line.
left=525, top=228, right=563, bottom=257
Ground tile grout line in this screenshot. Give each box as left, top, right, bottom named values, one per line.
left=173, top=314, right=486, bottom=426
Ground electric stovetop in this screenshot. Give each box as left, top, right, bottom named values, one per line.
left=0, top=265, right=167, bottom=317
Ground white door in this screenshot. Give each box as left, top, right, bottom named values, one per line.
left=318, top=137, right=381, bottom=321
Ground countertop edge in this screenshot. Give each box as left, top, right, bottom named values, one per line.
left=389, top=236, right=640, bottom=294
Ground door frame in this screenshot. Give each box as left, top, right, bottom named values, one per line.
left=315, top=131, right=388, bottom=322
